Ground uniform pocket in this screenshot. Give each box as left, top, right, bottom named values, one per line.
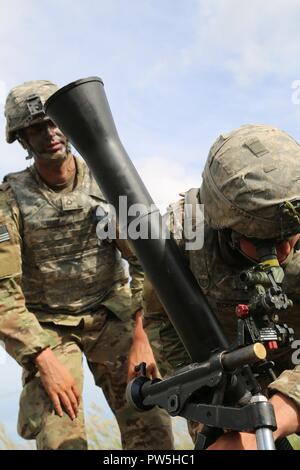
left=17, top=376, right=52, bottom=439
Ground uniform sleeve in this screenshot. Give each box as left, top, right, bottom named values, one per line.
left=269, top=252, right=300, bottom=407
left=116, top=196, right=186, bottom=320
left=143, top=196, right=187, bottom=321
left=143, top=275, right=165, bottom=318
left=115, top=237, right=144, bottom=315
left=0, top=185, right=51, bottom=368
left=268, top=366, right=300, bottom=409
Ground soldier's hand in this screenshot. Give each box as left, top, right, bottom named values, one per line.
left=127, top=310, right=160, bottom=382
left=207, top=393, right=300, bottom=449
left=35, top=347, right=80, bottom=420
left=207, top=431, right=257, bottom=450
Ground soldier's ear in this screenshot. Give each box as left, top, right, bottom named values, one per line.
left=16, top=132, right=29, bottom=150
left=16, top=132, right=34, bottom=160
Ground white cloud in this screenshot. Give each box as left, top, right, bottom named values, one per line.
left=139, top=0, right=300, bottom=89
left=191, top=0, right=300, bottom=86
left=0, top=81, right=7, bottom=107
left=137, top=155, right=199, bottom=212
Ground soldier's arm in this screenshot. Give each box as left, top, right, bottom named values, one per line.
left=268, top=366, right=300, bottom=422
left=208, top=393, right=300, bottom=450
left=126, top=198, right=188, bottom=380
left=115, top=236, right=163, bottom=380
left=139, top=197, right=188, bottom=345
left=115, top=237, right=144, bottom=315
left=115, top=236, right=161, bottom=381
left=266, top=252, right=300, bottom=429
left=0, top=185, right=51, bottom=368
left=0, top=185, right=80, bottom=418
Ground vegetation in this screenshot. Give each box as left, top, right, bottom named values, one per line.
left=0, top=424, right=18, bottom=450
left=0, top=404, right=193, bottom=450
left=2, top=407, right=299, bottom=450
left=82, top=403, right=193, bottom=450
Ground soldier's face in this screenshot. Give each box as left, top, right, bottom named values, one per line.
left=239, top=234, right=300, bottom=264
left=22, top=120, right=69, bottom=161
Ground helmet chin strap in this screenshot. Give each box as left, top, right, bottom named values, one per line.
left=26, top=150, right=34, bottom=161
left=16, top=135, right=34, bottom=161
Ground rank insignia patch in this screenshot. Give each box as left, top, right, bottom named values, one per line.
left=0, top=225, right=10, bottom=243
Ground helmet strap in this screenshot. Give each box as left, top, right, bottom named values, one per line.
left=223, top=229, right=259, bottom=265
left=25, top=150, right=35, bottom=161
left=16, top=134, right=34, bottom=161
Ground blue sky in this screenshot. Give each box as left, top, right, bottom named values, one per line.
left=1, top=0, right=300, bottom=446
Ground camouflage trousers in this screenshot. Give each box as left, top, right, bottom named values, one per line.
left=144, top=314, right=199, bottom=443
left=145, top=313, right=190, bottom=377
left=18, top=310, right=174, bottom=450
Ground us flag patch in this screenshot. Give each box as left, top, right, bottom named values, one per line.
left=0, top=225, right=10, bottom=243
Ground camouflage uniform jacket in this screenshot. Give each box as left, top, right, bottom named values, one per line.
left=145, top=189, right=300, bottom=410
left=0, top=157, right=143, bottom=368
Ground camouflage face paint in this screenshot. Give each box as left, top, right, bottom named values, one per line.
left=22, top=120, right=69, bottom=161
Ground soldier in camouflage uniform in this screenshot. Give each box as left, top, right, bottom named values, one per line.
left=0, top=80, right=173, bottom=450
left=129, top=124, right=300, bottom=449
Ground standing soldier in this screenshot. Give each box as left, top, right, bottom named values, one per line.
left=0, top=80, right=173, bottom=450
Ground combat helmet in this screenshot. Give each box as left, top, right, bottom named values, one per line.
left=5, top=80, right=59, bottom=143
left=200, top=124, right=300, bottom=240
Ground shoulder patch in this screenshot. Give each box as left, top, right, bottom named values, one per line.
left=0, top=225, right=10, bottom=243
left=243, top=138, right=269, bottom=157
